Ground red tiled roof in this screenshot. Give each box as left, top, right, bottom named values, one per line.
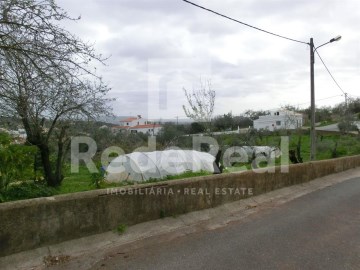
left=112, top=126, right=130, bottom=129
left=131, top=124, right=162, bottom=129
left=112, top=124, right=162, bottom=130
left=120, top=117, right=138, bottom=122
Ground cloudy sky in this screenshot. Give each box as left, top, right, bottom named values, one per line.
left=57, top=0, right=360, bottom=120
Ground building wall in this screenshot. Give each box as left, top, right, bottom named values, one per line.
left=130, top=126, right=162, bottom=135
left=122, top=118, right=147, bottom=127
left=114, top=117, right=163, bottom=134
left=254, top=111, right=303, bottom=131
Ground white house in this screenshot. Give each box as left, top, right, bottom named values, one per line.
left=253, top=110, right=303, bottom=131
left=112, top=115, right=163, bottom=135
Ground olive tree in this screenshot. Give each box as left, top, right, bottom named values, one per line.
left=0, top=0, right=112, bottom=187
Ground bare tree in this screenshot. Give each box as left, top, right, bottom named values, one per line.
left=0, top=0, right=100, bottom=79
left=0, top=0, right=112, bottom=186
left=182, top=79, right=215, bottom=132
left=284, top=112, right=302, bottom=130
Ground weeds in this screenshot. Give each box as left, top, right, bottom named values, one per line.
left=117, top=224, right=127, bottom=234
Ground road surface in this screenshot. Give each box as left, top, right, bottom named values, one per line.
left=90, top=177, right=360, bottom=270
left=316, top=123, right=340, bottom=132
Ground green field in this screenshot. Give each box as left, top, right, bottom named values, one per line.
left=257, top=133, right=360, bottom=162
left=60, top=133, right=360, bottom=191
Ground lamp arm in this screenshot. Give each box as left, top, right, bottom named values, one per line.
left=314, top=41, right=331, bottom=52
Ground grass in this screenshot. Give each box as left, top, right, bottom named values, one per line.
left=255, top=133, right=360, bottom=162
left=59, top=165, right=127, bottom=194
left=0, top=166, right=212, bottom=202
left=59, top=166, right=96, bottom=194
left=146, top=170, right=211, bottom=183
left=58, top=166, right=211, bottom=195
left=222, top=133, right=360, bottom=173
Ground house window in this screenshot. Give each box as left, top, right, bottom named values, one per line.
left=126, top=123, right=129, bottom=126
left=276, top=121, right=281, bottom=126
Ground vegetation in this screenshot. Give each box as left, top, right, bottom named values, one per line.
left=1, top=125, right=359, bottom=202
left=0, top=182, right=58, bottom=203
left=116, top=224, right=127, bottom=235
left=1, top=94, right=360, bottom=202
left=147, top=170, right=211, bottom=183
left=0, top=132, right=38, bottom=193
left=0, top=0, right=111, bottom=187
left=213, top=112, right=253, bottom=131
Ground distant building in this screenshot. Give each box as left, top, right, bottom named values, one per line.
left=0, top=127, right=9, bottom=134
left=112, top=115, right=162, bottom=135
left=253, top=110, right=303, bottom=131
left=355, top=121, right=360, bottom=130
left=99, top=125, right=110, bottom=130
left=0, top=127, right=27, bottom=144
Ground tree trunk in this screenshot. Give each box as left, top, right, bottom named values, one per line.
left=54, top=126, right=69, bottom=186
left=54, top=139, right=64, bottom=186
left=38, top=143, right=57, bottom=187
left=21, top=116, right=54, bottom=186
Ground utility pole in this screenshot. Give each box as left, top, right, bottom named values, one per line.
left=344, top=92, right=350, bottom=133
left=310, top=38, right=316, bottom=161
left=309, top=35, right=341, bottom=161
left=345, top=92, right=348, bottom=108
left=182, top=0, right=342, bottom=162
left=309, top=36, right=341, bottom=160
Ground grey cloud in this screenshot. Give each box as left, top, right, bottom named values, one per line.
left=56, top=0, right=360, bottom=116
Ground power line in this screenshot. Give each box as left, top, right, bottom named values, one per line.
left=314, top=49, right=346, bottom=95
left=296, top=94, right=343, bottom=107
left=259, top=95, right=343, bottom=112
left=182, top=0, right=309, bottom=45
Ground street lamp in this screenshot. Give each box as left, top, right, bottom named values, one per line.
left=309, top=35, right=341, bottom=161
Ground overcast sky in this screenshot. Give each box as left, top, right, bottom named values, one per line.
left=57, top=0, right=360, bottom=120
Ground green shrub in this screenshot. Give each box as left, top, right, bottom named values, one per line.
left=1, top=181, right=58, bottom=202
left=90, top=172, right=105, bottom=189
left=0, top=132, right=39, bottom=192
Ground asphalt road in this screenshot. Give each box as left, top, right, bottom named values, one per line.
left=90, top=177, right=360, bottom=270
left=316, top=123, right=340, bottom=132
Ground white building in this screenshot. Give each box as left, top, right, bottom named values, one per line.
left=253, top=110, right=303, bottom=131
left=0, top=128, right=27, bottom=144
left=112, top=115, right=163, bottom=135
